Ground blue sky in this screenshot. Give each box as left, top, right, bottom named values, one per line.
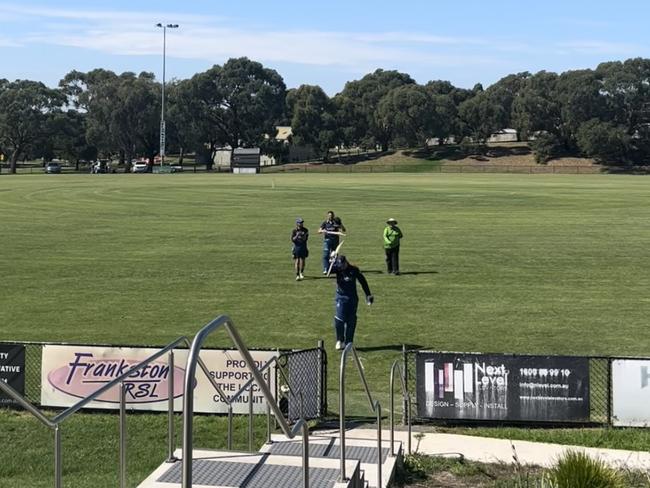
left=1, top=0, right=649, bottom=94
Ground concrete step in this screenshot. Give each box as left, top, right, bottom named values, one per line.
left=262, top=434, right=402, bottom=488
left=137, top=448, right=361, bottom=488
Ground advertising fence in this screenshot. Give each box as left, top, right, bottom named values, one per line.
left=3, top=338, right=648, bottom=427
left=405, top=349, right=649, bottom=427
left=611, top=359, right=650, bottom=427
left=415, top=352, right=591, bottom=423
left=0, top=340, right=326, bottom=419
left=0, top=344, right=25, bottom=406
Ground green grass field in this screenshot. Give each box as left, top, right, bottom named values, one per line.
left=1, top=172, right=649, bottom=486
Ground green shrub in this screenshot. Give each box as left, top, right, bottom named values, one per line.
left=530, top=132, right=561, bottom=163
left=549, top=450, right=624, bottom=488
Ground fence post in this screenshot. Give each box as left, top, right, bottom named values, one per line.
left=119, top=382, right=127, bottom=488
left=607, top=358, right=612, bottom=426
left=54, top=425, right=62, bottom=488
left=248, top=386, right=254, bottom=452
left=318, top=340, right=327, bottom=416
left=167, top=351, right=176, bottom=462
left=402, top=345, right=408, bottom=424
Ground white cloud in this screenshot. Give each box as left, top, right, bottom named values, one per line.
left=7, top=2, right=506, bottom=71
left=3, top=1, right=633, bottom=81
left=0, top=3, right=216, bottom=24
left=0, top=36, right=21, bottom=47
left=557, top=40, right=643, bottom=56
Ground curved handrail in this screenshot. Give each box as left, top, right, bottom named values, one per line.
left=181, top=315, right=311, bottom=488
left=0, top=381, right=56, bottom=428
left=339, top=343, right=382, bottom=488
left=0, top=336, right=193, bottom=488
left=389, top=361, right=412, bottom=456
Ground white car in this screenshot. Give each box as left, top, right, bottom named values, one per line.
left=131, top=161, right=149, bottom=173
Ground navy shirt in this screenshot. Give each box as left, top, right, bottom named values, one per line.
left=291, top=227, right=309, bottom=245
left=320, top=219, right=344, bottom=245
left=332, top=264, right=371, bottom=299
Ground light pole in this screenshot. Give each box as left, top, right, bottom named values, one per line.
left=156, top=23, right=179, bottom=170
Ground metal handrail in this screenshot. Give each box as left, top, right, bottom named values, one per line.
left=389, top=361, right=412, bottom=456
left=339, top=343, right=382, bottom=488
left=181, top=315, right=311, bottom=488
left=52, top=336, right=189, bottom=422
left=0, top=336, right=191, bottom=488
left=0, top=381, right=56, bottom=428
left=227, top=354, right=306, bottom=451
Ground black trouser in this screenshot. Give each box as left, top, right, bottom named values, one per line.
left=385, top=246, right=400, bottom=274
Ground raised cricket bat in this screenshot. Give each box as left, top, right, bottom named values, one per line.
left=326, top=240, right=345, bottom=277
left=323, top=230, right=347, bottom=236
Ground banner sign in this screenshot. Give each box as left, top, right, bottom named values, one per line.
left=41, top=345, right=276, bottom=414
left=0, top=344, right=25, bottom=405
left=416, top=352, right=590, bottom=422
left=612, top=359, right=650, bottom=427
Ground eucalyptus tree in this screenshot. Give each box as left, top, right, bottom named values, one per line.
left=0, top=80, right=64, bottom=173
left=60, top=70, right=161, bottom=169
left=335, top=69, right=415, bottom=150
left=286, top=84, right=337, bottom=161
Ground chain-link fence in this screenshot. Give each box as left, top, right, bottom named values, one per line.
left=2, top=339, right=642, bottom=428
left=1, top=340, right=327, bottom=422
left=277, top=345, right=327, bottom=421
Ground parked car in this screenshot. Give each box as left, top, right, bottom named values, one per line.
left=90, top=160, right=115, bottom=174
left=131, top=161, right=149, bottom=173
left=45, top=162, right=62, bottom=174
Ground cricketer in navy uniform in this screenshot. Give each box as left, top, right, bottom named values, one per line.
left=330, top=255, right=373, bottom=350
left=319, top=211, right=346, bottom=274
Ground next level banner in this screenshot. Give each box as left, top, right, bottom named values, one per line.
left=416, top=352, right=590, bottom=423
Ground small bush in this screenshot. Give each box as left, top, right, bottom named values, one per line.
left=549, top=450, right=624, bottom=488
left=530, top=132, right=561, bottom=163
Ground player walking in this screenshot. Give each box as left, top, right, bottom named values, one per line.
left=291, top=218, right=309, bottom=280
left=329, top=255, right=373, bottom=350
left=319, top=211, right=346, bottom=274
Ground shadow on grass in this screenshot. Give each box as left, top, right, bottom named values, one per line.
left=396, top=271, right=438, bottom=276
left=404, top=144, right=532, bottom=162
left=362, top=270, right=438, bottom=275
left=355, top=344, right=423, bottom=352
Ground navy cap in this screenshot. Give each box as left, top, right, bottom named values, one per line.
left=296, top=218, right=304, bottom=224
left=334, top=255, right=347, bottom=267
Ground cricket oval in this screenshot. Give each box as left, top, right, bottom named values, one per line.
left=47, top=355, right=186, bottom=404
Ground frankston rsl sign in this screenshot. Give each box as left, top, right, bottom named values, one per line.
left=41, top=345, right=276, bottom=414
left=416, top=352, right=590, bottom=423
left=0, top=344, right=25, bottom=405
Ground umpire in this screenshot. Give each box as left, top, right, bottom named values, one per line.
left=383, top=218, right=403, bottom=275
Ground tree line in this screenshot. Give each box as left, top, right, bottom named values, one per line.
left=2, top=56, right=650, bottom=173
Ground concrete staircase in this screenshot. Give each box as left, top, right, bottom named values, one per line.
left=137, top=432, right=402, bottom=488
left=261, top=433, right=402, bottom=488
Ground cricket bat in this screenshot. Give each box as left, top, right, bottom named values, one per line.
left=326, top=240, right=345, bottom=277
left=324, top=230, right=347, bottom=236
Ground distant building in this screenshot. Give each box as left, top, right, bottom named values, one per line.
left=231, top=148, right=261, bottom=174
left=487, top=129, right=518, bottom=143
left=426, top=128, right=520, bottom=146
left=213, top=127, right=318, bottom=168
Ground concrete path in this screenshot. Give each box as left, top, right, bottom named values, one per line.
left=337, top=428, right=650, bottom=471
